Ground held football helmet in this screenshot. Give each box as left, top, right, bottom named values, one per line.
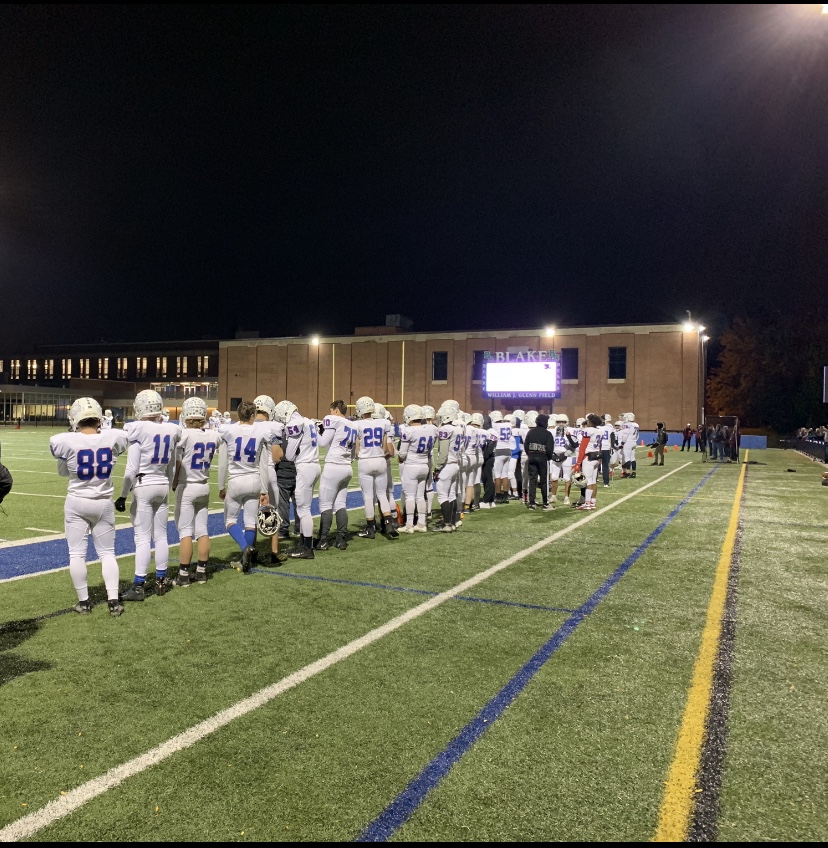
left=355, top=396, right=375, bottom=417
left=253, top=395, right=276, bottom=420
left=134, top=390, right=164, bottom=420
left=403, top=404, right=425, bottom=424
left=273, top=400, right=298, bottom=424
left=470, top=412, right=485, bottom=427
left=489, top=411, right=503, bottom=424
left=69, top=398, right=103, bottom=431
left=256, top=504, right=282, bottom=537
left=524, top=411, right=538, bottom=427
left=182, top=397, right=208, bottom=422
left=421, top=405, right=436, bottom=421
left=571, top=469, right=588, bottom=487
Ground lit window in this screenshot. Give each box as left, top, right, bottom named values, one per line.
left=45, top=359, right=54, bottom=378
left=156, top=356, right=167, bottom=378
left=176, top=356, right=187, bottom=378
left=11, top=360, right=21, bottom=380
left=117, top=357, right=128, bottom=379
left=27, top=359, right=37, bottom=379
left=62, top=359, right=72, bottom=379
left=99, top=358, right=109, bottom=379
left=78, top=359, right=90, bottom=379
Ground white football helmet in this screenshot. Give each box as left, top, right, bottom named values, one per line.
left=421, top=405, right=436, bottom=421
left=525, top=411, right=539, bottom=427
left=470, top=413, right=484, bottom=427
left=575, top=417, right=586, bottom=427
left=182, top=397, right=208, bottom=422
left=256, top=504, right=282, bottom=537
left=460, top=412, right=472, bottom=425
left=437, top=405, right=456, bottom=425
left=604, top=413, right=613, bottom=423
left=505, top=414, right=517, bottom=426
left=623, top=412, right=636, bottom=422
left=134, top=389, right=164, bottom=420
left=403, top=404, right=424, bottom=424
left=489, top=411, right=503, bottom=424
left=571, top=469, right=587, bottom=487
left=104, top=409, right=113, bottom=417
left=69, top=397, right=103, bottom=431
left=223, top=411, right=232, bottom=422
left=273, top=400, right=298, bottom=423
left=513, top=409, right=526, bottom=422
left=556, top=414, right=569, bottom=426
left=372, top=403, right=388, bottom=420
left=355, top=396, right=375, bottom=417
left=253, top=395, right=276, bottom=420
left=441, top=399, right=460, bottom=419
left=614, top=420, right=624, bottom=430
left=161, top=408, right=171, bottom=423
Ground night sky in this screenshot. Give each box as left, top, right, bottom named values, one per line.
left=1, top=4, right=826, bottom=351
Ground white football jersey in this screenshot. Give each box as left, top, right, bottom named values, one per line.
left=101, top=416, right=113, bottom=430
left=176, top=427, right=219, bottom=485
left=551, top=427, right=573, bottom=458
left=437, top=423, right=465, bottom=466
left=462, top=425, right=479, bottom=458
left=284, top=413, right=320, bottom=464
left=50, top=430, right=129, bottom=499
left=319, top=415, right=357, bottom=465
left=600, top=423, right=614, bottom=450
left=123, top=420, right=182, bottom=486
left=399, top=423, right=438, bottom=465
left=621, top=421, right=640, bottom=445
left=356, top=417, right=392, bottom=460
left=220, top=421, right=272, bottom=480
left=491, top=422, right=514, bottom=451
left=582, top=426, right=603, bottom=455
left=258, top=420, right=285, bottom=468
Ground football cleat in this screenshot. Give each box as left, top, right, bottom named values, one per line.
left=289, top=543, right=314, bottom=559
left=122, top=585, right=145, bottom=602
left=155, top=577, right=173, bottom=596
left=108, top=600, right=125, bottom=617
left=194, top=568, right=208, bottom=583
left=543, top=503, right=555, bottom=511
left=314, top=538, right=331, bottom=550
left=240, top=546, right=258, bottom=573
left=72, top=599, right=92, bottom=615
left=398, top=525, right=415, bottom=534
left=175, top=570, right=191, bottom=587
left=358, top=525, right=376, bottom=539
left=563, top=496, right=571, bottom=505
left=334, top=536, right=348, bottom=550
left=271, top=552, right=287, bottom=565
left=412, top=524, right=427, bottom=532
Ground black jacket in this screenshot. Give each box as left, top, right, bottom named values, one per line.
left=523, top=426, right=555, bottom=460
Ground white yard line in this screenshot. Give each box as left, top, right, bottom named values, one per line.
left=25, top=527, right=61, bottom=534
left=5, top=491, right=66, bottom=499
left=0, top=463, right=693, bottom=841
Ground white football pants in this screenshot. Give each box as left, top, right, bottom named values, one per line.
left=435, top=463, right=460, bottom=504
left=318, top=462, right=352, bottom=512
left=358, top=457, right=391, bottom=520
left=224, top=474, right=260, bottom=530
left=401, top=462, right=430, bottom=527
left=130, top=482, right=171, bottom=578
left=64, top=494, right=120, bottom=601
left=622, top=441, right=636, bottom=465
left=493, top=453, right=511, bottom=478
left=174, top=481, right=210, bottom=540
left=295, top=462, right=321, bottom=537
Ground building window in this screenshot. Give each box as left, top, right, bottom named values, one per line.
left=560, top=348, right=579, bottom=380
left=608, top=346, right=627, bottom=380
left=27, top=359, right=37, bottom=379
left=136, top=357, right=147, bottom=378
left=45, top=359, right=54, bottom=378
left=471, top=350, right=486, bottom=382
left=117, top=357, right=128, bottom=379
left=79, top=359, right=90, bottom=379
left=98, top=358, right=109, bottom=379
left=176, top=356, right=187, bottom=378
left=62, top=358, right=72, bottom=379
left=10, top=360, right=21, bottom=380
left=0, top=360, right=3, bottom=373
left=432, top=351, right=448, bottom=382
left=156, top=356, right=167, bottom=378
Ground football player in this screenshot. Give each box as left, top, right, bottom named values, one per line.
left=217, top=400, right=271, bottom=571
left=254, top=395, right=287, bottom=565
left=506, top=413, right=522, bottom=500
left=461, top=412, right=483, bottom=515
left=279, top=400, right=322, bottom=559
left=490, top=411, right=513, bottom=504
left=315, top=400, right=356, bottom=550
left=397, top=404, right=438, bottom=532
left=373, top=403, right=398, bottom=526
left=572, top=413, right=605, bottom=509
left=101, top=409, right=114, bottom=430
left=600, top=413, right=615, bottom=487
left=549, top=414, right=577, bottom=506
left=172, top=396, right=218, bottom=586
left=50, top=398, right=129, bottom=617
left=222, top=411, right=232, bottom=426
left=433, top=400, right=463, bottom=531
left=116, top=390, right=181, bottom=600
left=620, top=412, right=639, bottom=478
left=421, top=405, right=437, bottom=516
left=354, top=396, right=398, bottom=538
left=161, top=408, right=171, bottom=424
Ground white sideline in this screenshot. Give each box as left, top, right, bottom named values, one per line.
left=0, top=463, right=693, bottom=841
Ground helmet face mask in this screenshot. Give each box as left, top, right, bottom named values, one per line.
left=182, top=397, right=208, bottom=423
left=69, top=397, right=103, bottom=431
left=256, top=504, right=282, bottom=536
left=355, top=396, right=375, bottom=417
left=134, top=390, right=164, bottom=420
left=571, top=470, right=587, bottom=487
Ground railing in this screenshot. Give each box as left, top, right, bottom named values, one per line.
left=782, top=437, right=828, bottom=462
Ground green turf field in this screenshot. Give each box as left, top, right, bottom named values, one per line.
left=0, top=428, right=826, bottom=841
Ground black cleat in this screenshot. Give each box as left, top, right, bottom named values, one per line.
left=194, top=568, right=208, bottom=584
left=358, top=525, right=376, bottom=539
left=240, top=546, right=257, bottom=573
left=334, top=536, right=348, bottom=550
left=155, top=577, right=173, bottom=596
left=527, top=503, right=536, bottom=510
left=72, top=599, right=92, bottom=615
left=289, top=545, right=314, bottom=560
left=107, top=599, right=124, bottom=617
left=122, top=585, right=145, bottom=602
left=314, top=538, right=331, bottom=551
left=270, top=552, right=287, bottom=565
left=175, top=570, right=191, bottom=587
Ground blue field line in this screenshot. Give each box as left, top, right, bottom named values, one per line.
left=355, top=466, right=719, bottom=842
left=0, top=484, right=402, bottom=582
left=251, top=568, right=575, bottom=614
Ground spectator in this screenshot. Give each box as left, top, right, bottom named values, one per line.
left=651, top=422, right=668, bottom=466
left=696, top=424, right=706, bottom=453
left=681, top=423, right=693, bottom=451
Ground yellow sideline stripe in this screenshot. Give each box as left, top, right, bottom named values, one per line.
left=653, top=450, right=748, bottom=841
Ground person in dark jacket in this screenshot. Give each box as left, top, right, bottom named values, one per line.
left=523, top=414, right=556, bottom=510
left=651, top=422, right=668, bottom=466
left=681, top=423, right=693, bottom=451
left=480, top=414, right=496, bottom=509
